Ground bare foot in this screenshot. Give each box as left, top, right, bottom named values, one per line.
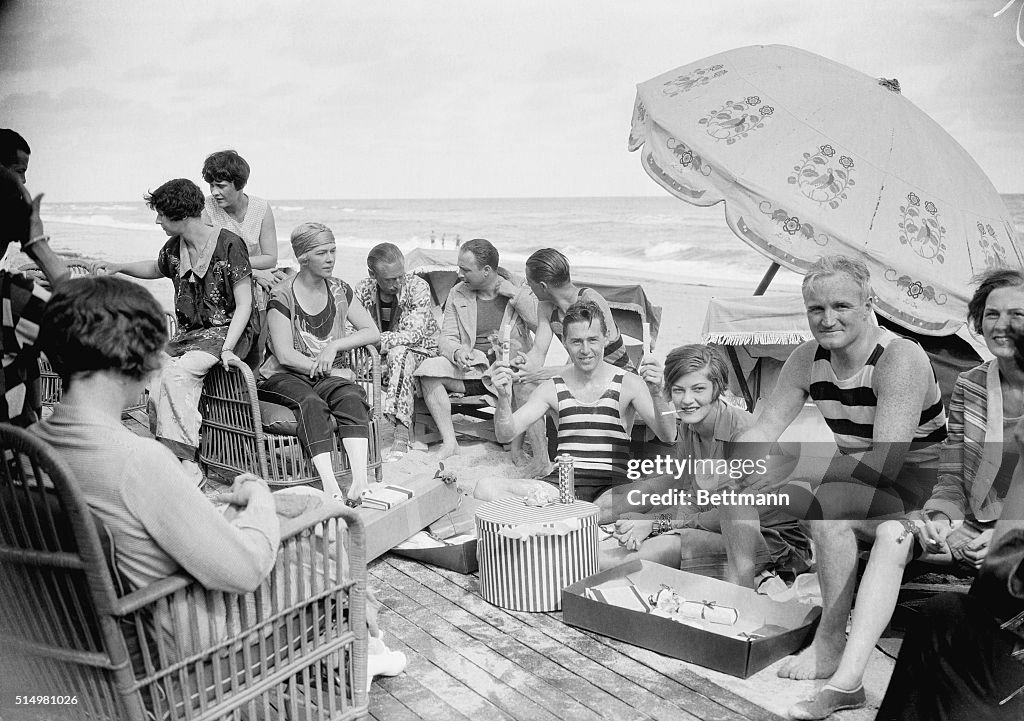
left=346, top=479, right=369, bottom=502
left=776, top=640, right=843, bottom=680
left=439, top=442, right=460, bottom=460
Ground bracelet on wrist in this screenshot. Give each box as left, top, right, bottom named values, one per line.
left=22, top=234, right=49, bottom=252
left=650, top=513, right=673, bottom=536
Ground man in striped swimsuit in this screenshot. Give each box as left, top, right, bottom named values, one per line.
left=491, top=300, right=677, bottom=517
left=731, top=256, right=948, bottom=691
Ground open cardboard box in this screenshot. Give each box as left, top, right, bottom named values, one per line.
left=354, top=473, right=462, bottom=562
left=562, top=560, right=820, bottom=678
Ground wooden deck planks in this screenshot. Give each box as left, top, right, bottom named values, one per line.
left=378, top=555, right=780, bottom=721
left=373, top=559, right=636, bottom=721
left=410, top=558, right=785, bottom=721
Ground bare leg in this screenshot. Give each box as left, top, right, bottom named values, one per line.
left=825, top=520, right=915, bottom=689
left=421, top=376, right=461, bottom=459
left=777, top=519, right=866, bottom=680
left=719, top=503, right=762, bottom=588
left=342, top=437, right=370, bottom=500
left=311, top=452, right=343, bottom=498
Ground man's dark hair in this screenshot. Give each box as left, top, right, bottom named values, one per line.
left=0, top=129, right=30, bottom=166
left=201, top=150, right=251, bottom=191
left=525, top=248, right=571, bottom=286
left=562, top=299, right=607, bottom=336
left=144, top=179, right=205, bottom=221
left=460, top=238, right=499, bottom=271
left=40, top=276, right=168, bottom=387
left=0, top=167, right=30, bottom=248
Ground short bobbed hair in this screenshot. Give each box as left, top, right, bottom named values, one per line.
left=144, top=179, right=204, bottom=221
left=802, top=255, right=872, bottom=302
left=525, top=248, right=571, bottom=286
left=40, top=277, right=168, bottom=387
left=562, top=299, right=607, bottom=337
left=967, top=268, right=1024, bottom=334
left=202, top=150, right=251, bottom=191
left=663, top=344, right=730, bottom=401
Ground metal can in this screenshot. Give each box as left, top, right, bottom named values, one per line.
left=556, top=454, right=575, bottom=504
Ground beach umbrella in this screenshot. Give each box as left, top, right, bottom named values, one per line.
left=628, top=45, right=1021, bottom=336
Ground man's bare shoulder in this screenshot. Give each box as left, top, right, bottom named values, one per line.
left=873, top=336, right=933, bottom=381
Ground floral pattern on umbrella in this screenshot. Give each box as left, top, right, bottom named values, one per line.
left=667, top=137, right=712, bottom=177
left=661, top=65, right=726, bottom=97
left=699, top=98, right=773, bottom=144
left=885, top=269, right=947, bottom=305
left=758, top=201, right=831, bottom=247
left=898, top=192, right=947, bottom=263
left=788, top=144, right=856, bottom=208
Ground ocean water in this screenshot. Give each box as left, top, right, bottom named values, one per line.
left=41, top=195, right=1024, bottom=288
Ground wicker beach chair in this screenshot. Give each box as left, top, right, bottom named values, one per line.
left=0, top=423, right=369, bottom=721
left=198, top=349, right=384, bottom=489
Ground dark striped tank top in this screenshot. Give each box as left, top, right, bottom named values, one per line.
left=554, top=372, right=631, bottom=478
left=550, top=288, right=634, bottom=371
left=809, top=329, right=947, bottom=463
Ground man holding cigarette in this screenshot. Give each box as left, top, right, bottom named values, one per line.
left=492, top=299, right=676, bottom=512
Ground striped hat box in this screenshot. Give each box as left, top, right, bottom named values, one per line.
left=476, top=498, right=599, bottom=612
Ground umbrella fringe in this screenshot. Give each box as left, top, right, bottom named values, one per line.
left=702, top=332, right=812, bottom=346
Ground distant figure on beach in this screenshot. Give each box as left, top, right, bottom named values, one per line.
left=258, top=223, right=379, bottom=503
left=0, top=129, right=31, bottom=183
left=441, top=233, right=446, bottom=248
left=602, top=344, right=811, bottom=584
left=354, top=243, right=439, bottom=462
left=201, top=150, right=279, bottom=365
left=729, top=255, right=946, bottom=689
left=520, top=248, right=634, bottom=379
left=491, top=299, right=676, bottom=512
left=414, top=238, right=539, bottom=461
left=97, top=178, right=256, bottom=485
left=790, top=269, right=1024, bottom=718
left=0, top=161, right=69, bottom=426
left=430, top=230, right=436, bottom=247
left=455, top=234, right=461, bottom=249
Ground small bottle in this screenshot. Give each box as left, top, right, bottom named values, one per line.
left=556, top=454, right=575, bottom=504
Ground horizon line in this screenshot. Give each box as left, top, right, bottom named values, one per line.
left=39, top=191, right=1024, bottom=204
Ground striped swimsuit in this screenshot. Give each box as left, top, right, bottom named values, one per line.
left=809, top=330, right=947, bottom=465
left=550, top=288, right=633, bottom=371
left=554, top=372, right=631, bottom=479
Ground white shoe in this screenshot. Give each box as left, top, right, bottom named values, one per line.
left=366, top=631, right=407, bottom=692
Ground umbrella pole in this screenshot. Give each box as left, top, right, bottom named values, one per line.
left=753, top=262, right=780, bottom=296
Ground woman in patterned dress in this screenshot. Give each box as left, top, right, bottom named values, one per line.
left=100, top=178, right=255, bottom=484
left=258, top=223, right=380, bottom=503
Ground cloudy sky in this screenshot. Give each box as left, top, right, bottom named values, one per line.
left=1, top=0, right=1022, bottom=201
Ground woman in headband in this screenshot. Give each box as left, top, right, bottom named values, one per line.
left=257, top=222, right=380, bottom=503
